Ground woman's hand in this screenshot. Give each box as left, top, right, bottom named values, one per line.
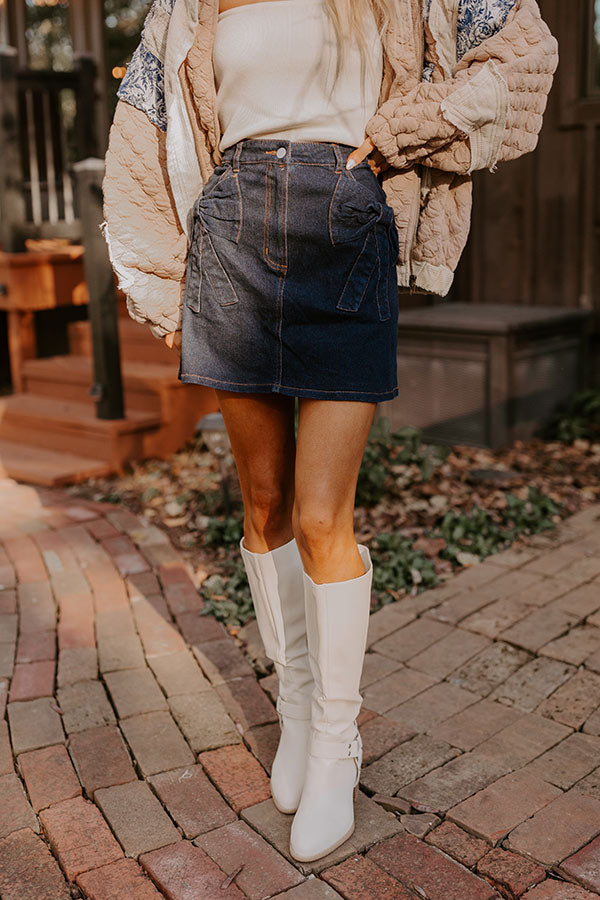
left=164, top=331, right=182, bottom=351
left=346, top=137, right=389, bottom=177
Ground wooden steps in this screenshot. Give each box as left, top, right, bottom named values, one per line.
left=0, top=441, right=111, bottom=486
left=22, top=355, right=181, bottom=414
left=1, top=314, right=220, bottom=486
left=0, top=394, right=161, bottom=470
left=19, top=354, right=216, bottom=462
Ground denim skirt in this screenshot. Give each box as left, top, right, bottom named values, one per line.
left=178, top=139, right=400, bottom=403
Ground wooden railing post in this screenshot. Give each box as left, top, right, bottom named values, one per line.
left=73, top=55, right=99, bottom=161
left=0, top=45, right=27, bottom=251
left=73, top=158, right=124, bottom=420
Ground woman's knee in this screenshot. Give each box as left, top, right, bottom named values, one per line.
left=292, top=504, right=352, bottom=557
left=245, top=479, right=293, bottom=538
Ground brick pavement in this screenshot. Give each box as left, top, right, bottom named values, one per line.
left=0, top=478, right=599, bottom=899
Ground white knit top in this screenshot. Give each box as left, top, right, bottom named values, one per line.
left=213, top=0, right=383, bottom=152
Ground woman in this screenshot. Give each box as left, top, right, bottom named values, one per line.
left=102, top=0, right=558, bottom=863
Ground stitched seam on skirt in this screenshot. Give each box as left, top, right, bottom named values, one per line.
left=279, top=163, right=288, bottom=270
left=276, top=163, right=289, bottom=386
left=375, top=227, right=392, bottom=323
left=278, top=383, right=398, bottom=395
left=263, top=164, right=270, bottom=265
left=264, top=163, right=288, bottom=272
left=180, top=374, right=398, bottom=395
left=276, top=271, right=286, bottom=388
left=180, top=373, right=276, bottom=386
left=234, top=171, right=243, bottom=243
left=328, top=173, right=343, bottom=246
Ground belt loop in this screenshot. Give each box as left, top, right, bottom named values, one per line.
left=332, top=143, right=345, bottom=173
left=232, top=141, right=243, bottom=173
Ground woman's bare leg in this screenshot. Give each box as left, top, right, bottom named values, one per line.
left=218, top=390, right=312, bottom=818
left=288, top=398, right=376, bottom=862
left=216, top=389, right=297, bottom=552
left=292, top=398, right=377, bottom=584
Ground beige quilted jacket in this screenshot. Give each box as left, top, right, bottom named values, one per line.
left=102, top=0, right=558, bottom=339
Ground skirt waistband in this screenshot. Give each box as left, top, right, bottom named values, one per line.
left=220, top=138, right=364, bottom=169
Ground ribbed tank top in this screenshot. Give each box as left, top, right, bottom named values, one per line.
left=213, top=0, right=383, bottom=152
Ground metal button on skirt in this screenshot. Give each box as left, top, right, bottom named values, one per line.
left=179, top=138, right=400, bottom=403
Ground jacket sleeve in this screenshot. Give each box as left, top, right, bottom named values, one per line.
left=365, top=0, right=559, bottom=175
left=102, top=100, right=189, bottom=338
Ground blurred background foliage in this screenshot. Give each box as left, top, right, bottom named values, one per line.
left=103, top=0, right=152, bottom=118
left=20, top=0, right=153, bottom=119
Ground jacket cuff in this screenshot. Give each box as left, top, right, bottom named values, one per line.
left=127, top=300, right=182, bottom=340
left=148, top=321, right=181, bottom=340
left=101, top=220, right=183, bottom=340
left=397, top=261, right=455, bottom=297
left=440, top=60, right=510, bottom=174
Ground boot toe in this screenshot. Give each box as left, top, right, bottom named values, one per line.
left=270, top=718, right=311, bottom=814
left=288, top=755, right=358, bottom=862
left=289, top=814, right=355, bottom=862
left=271, top=776, right=301, bottom=814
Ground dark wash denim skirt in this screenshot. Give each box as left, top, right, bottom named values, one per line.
left=178, top=139, right=400, bottom=403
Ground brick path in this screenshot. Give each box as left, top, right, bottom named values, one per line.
left=0, top=478, right=599, bottom=899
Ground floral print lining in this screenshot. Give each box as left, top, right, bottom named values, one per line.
left=117, top=0, right=175, bottom=132
left=456, top=0, right=515, bottom=60
left=422, top=0, right=516, bottom=63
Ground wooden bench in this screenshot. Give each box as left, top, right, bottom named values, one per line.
left=377, top=303, right=593, bottom=449
left=0, top=247, right=88, bottom=391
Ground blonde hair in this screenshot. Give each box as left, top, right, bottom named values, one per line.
left=324, top=0, right=398, bottom=95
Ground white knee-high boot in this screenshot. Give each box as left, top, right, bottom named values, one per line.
left=289, top=543, right=373, bottom=862
left=239, top=536, right=313, bottom=814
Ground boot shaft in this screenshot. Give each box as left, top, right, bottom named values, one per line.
left=303, top=543, right=373, bottom=743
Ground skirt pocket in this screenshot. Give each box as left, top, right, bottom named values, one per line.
left=329, top=170, right=397, bottom=322
left=336, top=225, right=397, bottom=322
left=183, top=219, right=203, bottom=314
left=184, top=168, right=243, bottom=314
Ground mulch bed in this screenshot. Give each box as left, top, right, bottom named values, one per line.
left=69, top=432, right=600, bottom=590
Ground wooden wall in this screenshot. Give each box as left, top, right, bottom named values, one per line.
left=451, top=0, right=600, bottom=379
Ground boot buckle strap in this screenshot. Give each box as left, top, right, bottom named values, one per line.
left=276, top=695, right=311, bottom=721
left=310, top=737, right=361, bottom=759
